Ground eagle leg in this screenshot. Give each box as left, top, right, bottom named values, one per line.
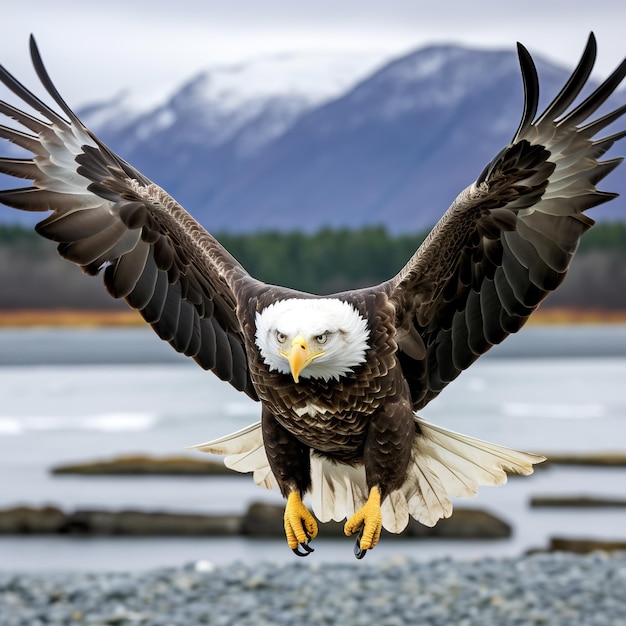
left=344, top=486, right=383, bottom=558
left=284, top=490, right=318, bottom=557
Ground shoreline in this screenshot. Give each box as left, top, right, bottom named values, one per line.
left=2, top=553, right=626, bottom=625
left=0, top=307, right=625, bottom=328
left=0, top=309, right=144, bottom=328
left=48, top=451, right=626, bottom=475
left=0, top=503, right=511, bottom=540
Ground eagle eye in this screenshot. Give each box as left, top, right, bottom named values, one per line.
left=276, top=331, right=287, bottom=344
left=315, top=333, right=329, bottom=345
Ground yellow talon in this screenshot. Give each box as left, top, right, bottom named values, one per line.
left=284, top=491, right=318, bottom=554
left=344, top=486, right=383, bottom=553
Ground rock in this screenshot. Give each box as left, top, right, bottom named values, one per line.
left=529, top=537, right=626, bottom=554
left=240, top=501, right=285, bottom=537
left=0, top=507, right=240, bottom=536
left=65, top=510, right=241, bottom=536
left=540, top=452, right=626, bottom=467
left=51, top=454, right=234, bottom=475
left=530, top=495, right=626, bottom=508
left=404, top=508, right=511, bottom=539
left=0, top=506, right=66, bottom=533
left=0, top=503, right=510, bottom=539
left=240, top=502, right=510, bottom=539
left=56, top=450, right=626, bottom=475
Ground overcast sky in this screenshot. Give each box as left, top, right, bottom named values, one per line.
left=1, top=1, right=625, bottom=107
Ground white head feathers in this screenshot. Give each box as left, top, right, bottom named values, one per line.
left=255, top=298, right=370, bottom=382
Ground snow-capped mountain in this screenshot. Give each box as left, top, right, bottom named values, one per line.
left=7, top=45, right=626, bottom=232
left=82, top=51, right=388, bottom=156
left=77, top=50, right=390, bottom=219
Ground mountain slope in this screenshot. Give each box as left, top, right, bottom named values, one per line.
left=4, top=44, right=625, bottom=232
left=195, top=45, right=625, bottom=232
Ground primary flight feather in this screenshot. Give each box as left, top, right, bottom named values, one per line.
left=0, top=34, right=624, bottom=558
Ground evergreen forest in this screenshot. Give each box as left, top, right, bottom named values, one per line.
left=0, top=222, right=625, bottom=311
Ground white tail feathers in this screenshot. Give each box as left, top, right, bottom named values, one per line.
left=399, top=418, right=544, bottom=530
left=191, top=423, right=277, bottom=490
left=191, top=416, right=545, bottom=533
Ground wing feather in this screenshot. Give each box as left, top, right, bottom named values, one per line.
left=104, top=239, right=151, bottom=299
left=383, top=33, right=626, bottom=409
left=0, top=37, right=258, bottom=400
left=174, top=298, right=198, bottom=355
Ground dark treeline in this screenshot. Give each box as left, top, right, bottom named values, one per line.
left=0, top=222, right=625, bottom=309
left=218, top=227, right=427, bottom=294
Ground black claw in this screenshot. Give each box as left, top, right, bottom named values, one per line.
left=353, top=540, right=367, bottom=559
left=292, top=542, right=314, bottom=557
left=353, top=526, right=367, bottom=559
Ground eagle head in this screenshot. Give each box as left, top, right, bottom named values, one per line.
left=255, top=298, right=370, bottom=382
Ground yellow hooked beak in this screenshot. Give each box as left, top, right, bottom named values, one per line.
left=283, top=334, right=324, bottom=383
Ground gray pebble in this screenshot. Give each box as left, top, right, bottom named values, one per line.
left=2, top=553, right=626, bottom=626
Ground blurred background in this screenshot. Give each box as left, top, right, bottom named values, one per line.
left=0, top=0, right=625, bottom=571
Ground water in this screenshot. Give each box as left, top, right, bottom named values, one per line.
left=0, top=326, right=625, bottom=571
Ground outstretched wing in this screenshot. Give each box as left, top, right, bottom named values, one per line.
left=385, top=34, right=626, bottom=410
left=0, top=36, right=258, bottom=400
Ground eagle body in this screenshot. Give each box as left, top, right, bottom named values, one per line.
left=0, top=34, right=625, bottom=557
left=244, top=291, right=400, bottom=458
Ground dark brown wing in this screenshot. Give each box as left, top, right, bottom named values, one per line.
left=0, top=36, right=259, bottom=400
left=384, top=33, right=626, bottom=410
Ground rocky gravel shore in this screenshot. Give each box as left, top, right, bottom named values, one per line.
left=2, top=552, right=626, bottom=626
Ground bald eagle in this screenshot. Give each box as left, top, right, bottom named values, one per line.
left=0, top=35, right=624, bottom=558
